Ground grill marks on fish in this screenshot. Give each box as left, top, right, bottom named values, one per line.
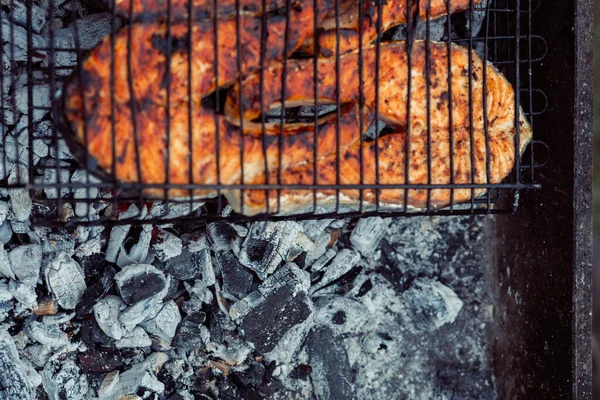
left=223, top=40, right=532, bottom=214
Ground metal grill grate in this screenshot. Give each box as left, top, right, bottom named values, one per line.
left=0, top=0, right=548, bottom=226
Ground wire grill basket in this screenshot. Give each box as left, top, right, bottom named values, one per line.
left=0, top=0, right=547, bottom=226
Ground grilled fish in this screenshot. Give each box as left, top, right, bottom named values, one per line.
left=224, top=41, right=532, bottom=215
left=63, top=0, right=335, bottom=200
left=113, top=0, right=292, bottom=21
left=298, top=0, right=484, bottom=56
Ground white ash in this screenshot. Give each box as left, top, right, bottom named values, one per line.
left=139, top=300, right=181, bottom=343
left=8, top=166, right=32, bottom=221
left=116, top=224, right=153, bottom=268
left=152, top=228, right=183, bottom=262
left=8, top=280, right=37, bottom=308
left=8, top=243, right=42, bottom=286
left=45, top=252, right=86, bottom=310
left=0, top=330, right=38, bottom=399
left=98, top=353, right=168, bottom=399
left=349, top=217, right=390, bottom=257
left=115, top=326, right=152, bottom=349
left=309, top=248, right=361, bottom=295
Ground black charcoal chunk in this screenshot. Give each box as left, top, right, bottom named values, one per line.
left=289, top=364, right=312, bottom=381
left=77, top=349, right=124, bottom=373
left=162, top=248, right=209, bottom=281
left=240, top=287, right=311, bottom=354
left=206, top=222, right=238, bottom=251
left=215, top=251, right=253, bottom=301
left=174, top=315, right=208, bottom=351
left=114, top=264, right=168, bottom=305
left=306, top=326, right=354, bottom=400
left=80, top=317, right=116, bottom=348
left=75, top=266, right=116, bottom=318
left=231, top=362, right=265, bottom=388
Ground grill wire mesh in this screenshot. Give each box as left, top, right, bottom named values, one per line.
left=1, top=0, right=547, bottom=226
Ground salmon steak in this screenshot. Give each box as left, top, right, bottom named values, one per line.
left=63, top=0, right=340, bottom=202
left=223, top=40, right=532, bottom=215
left=298, top=0, right=484, bottom=56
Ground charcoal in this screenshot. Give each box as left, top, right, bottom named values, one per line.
left=162, top=248, right=209, bottom=281
left=8, top=175, right=32, bottom=222
left=289, top=364, right=312, bottom=381
left=116, top=225, right=153, bottom=268
left=314, top=296, right=369, bottom=335
left=7, top=0, right=47, bottom=33
left=42, top=168, right=71, bottom=199
left=309, top=249, right=361, bottom=295
left=184, top=280, right=214, bottom=304
left=306, top=326, right=354, bottom=400
left=77, top=348, right=124, bottom=373
left=153, top=228, right=183, bottom=262
left=24, top=320, right=68, bottom=349
left=42, top=231, right=76, bottom=255
left=10, top=219, right=30, bottom=234
left=149, top=202, right=203, bottom=220
left=349, top=217, right=390, bottom=257
left=402, top=278, right=464, bottom=332
left=118, top=293, right=166, bottom=332
left=310, top=248, right=337, bottom=272
left=231, top=362, right=265, bottom=388
left=104, top=205, right=148, bottom=263
left=75, top=265, right=116, bottom=318
left=71, top=169, right=100, bottom=218
left=215, top=251, right=253, bottom=301
left=45, top=252, right=86, bottom=310
left=0, top=201, right=9, bottom=224
left=237, top=221, right=302, bottom=279
left=239, top=286, right=311, bottom=354
left=140, top=300, right=182, bottom=343
left=42, top=359, right=89, bottom=400
left=80, top=318, right=115, bottom=348
left=115, top=326, right=152, bottom=349
left=208, top=304, right=225, bottom=344
left=0, top=246, right=15, bottom=279
left=0, top=220, right=12, bottom=244
left=114, top=264, right=168, bottom=305
left=42, top=312, right=74, bottom=325
left=97, top=352, right=168, bottom=399
left=173, top=316, right=209, bottom=351
left=10, top=243, right=42, bottom=276
left=93, top=295, right=126, bottom=340
left=206, top=222, right=238, bottom=251
left=69, top=13, right=122, bottom=51
left=8, top=280, right=37, bottom=308
left=300, top=219, right=333, bottom=241
left=0, top=330, right=37, bottom=400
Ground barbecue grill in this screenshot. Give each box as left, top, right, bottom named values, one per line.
left=0, top=0, right=592, bottom=398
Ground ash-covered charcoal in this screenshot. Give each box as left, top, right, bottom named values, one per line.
left=42, top=359, right=89, bottom=400
left=313, top=296, right=369, bottom=336
left=309, top=249, right=361, bottom=295
left=349, top=217, right=390, bottom=257
left=8, top=280, right=37, bottom=308
left=306, top=326, right=355, bottom=400
left=114, top=264, right=168, bottom=305
left=402, top=278, right=464, bottom=332
left=237, top=221, right=302, bottom=280
left=97, top=352, right=168, bottom=399
left=8, top=243, right=42, bottom=287
left=70, top=13, right=122, bottom=51
left=80, top=318, right=116, bottom=348
left=116, top=224, right=153, bottom=268
left=173, top=313, right=209, bottom=352
left=233, top=264, right=313, bottom=354
left=0, top=330, right=38, bottom=400
left=140, top=300, right=182, bottom=344
left=161, top=248, right=210, bottom=281
left=75, top=265, right=116, bottom=318
left=0, top=246, right=15, bottom=280
left=77, top=348, right=124, bottom=373
left=153, top=228, right=183, bottom=262
left=215, top=251, right=253, bottom=301
left=93, top=295, right=126, bottom=340
left=0, top=220, right=12, bottom=244
left=115, top=326, right=152, bottom=349
left=24, top=320, right=69, bottom=349
left=206, top=222, right=238, bottom=251
left=70, top=169, right=101, bottom=218
left=45, top=252, right=87, bottom=310
left=104, top=205, right=148, bottom=263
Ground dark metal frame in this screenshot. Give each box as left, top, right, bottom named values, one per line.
left=1, top=0, right=546, bottom=226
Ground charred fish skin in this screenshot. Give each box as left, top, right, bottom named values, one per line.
left=62, top=0, right=336, bottom=199
left=298, top=0, right=484, bottom=56
left=224, top=40, right=532, bottom=215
